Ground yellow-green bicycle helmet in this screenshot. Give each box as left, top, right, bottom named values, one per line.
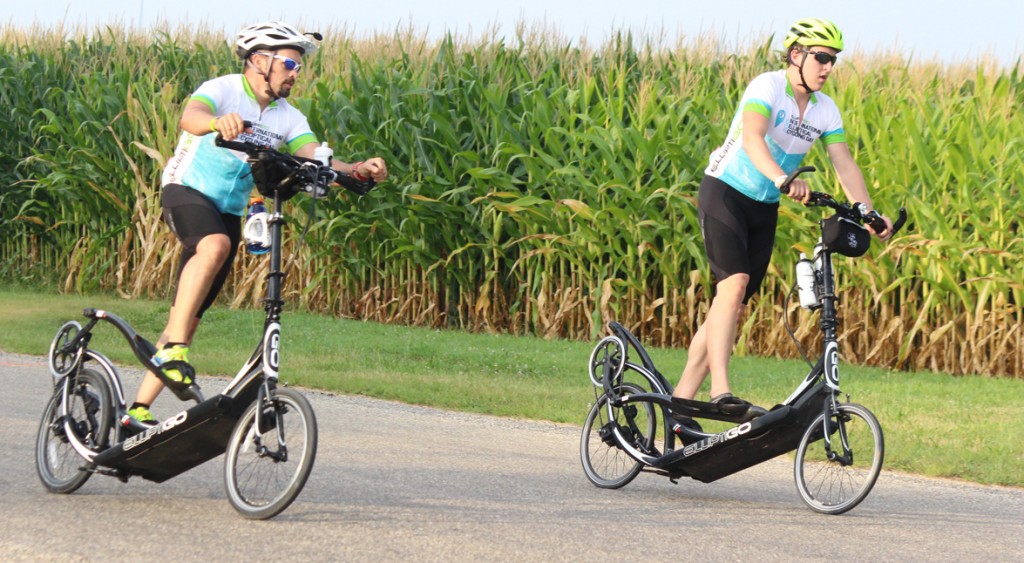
left=783, top=18, right=844, bottom=52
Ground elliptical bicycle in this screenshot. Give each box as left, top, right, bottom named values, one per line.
left=36, top=128, right=377, bottom=519
left=580, top=166, right=908, bottom=514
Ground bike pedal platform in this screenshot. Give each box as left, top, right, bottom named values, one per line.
left=93, top=394, right=242, bottom=483
left=669, top=396, right=763, bottom=423
left=655, top=383, right=831, bottom=483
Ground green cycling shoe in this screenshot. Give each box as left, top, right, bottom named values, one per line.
left=126, top=405, right=158, bottom=428
left=153, top=344, right=196, bottom=387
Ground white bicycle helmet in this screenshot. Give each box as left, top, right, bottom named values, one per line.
left=234, top=21, right=319, bottom=59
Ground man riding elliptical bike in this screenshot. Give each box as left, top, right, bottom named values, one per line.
left=127, top=21, right=388, bottom=427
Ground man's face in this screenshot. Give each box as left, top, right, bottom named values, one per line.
left=260, top=48, right=304, bottom=98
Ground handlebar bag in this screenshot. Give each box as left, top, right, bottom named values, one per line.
left=249, top=152, right=304, bottom=201
left=822, top=214, right=870, bottom=257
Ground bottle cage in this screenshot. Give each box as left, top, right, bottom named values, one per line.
left=244, top=211, right=271, bottom=253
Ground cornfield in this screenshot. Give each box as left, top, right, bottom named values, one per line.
left=1, top=23, right=1020, bottom=378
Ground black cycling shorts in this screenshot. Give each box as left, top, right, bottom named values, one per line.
left=697, top=175, right=779, bottom=303
left=161, top=183, right=241, bottom=318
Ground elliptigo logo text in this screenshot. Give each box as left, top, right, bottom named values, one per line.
left=682, top=422, right=753, bottom=457
left=123, top=411, right=189, bottom=451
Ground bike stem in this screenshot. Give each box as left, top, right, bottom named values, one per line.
left=816, top=245, right=839, bottom=344
left=264, top=191, right=286, bottom=323
left=815, top=245, right=848, bottom=455
left=816, top=244, right=843, bottom=400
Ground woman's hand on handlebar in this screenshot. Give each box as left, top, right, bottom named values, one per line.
left=863, top=209, right=895, bottom=241
left=783, top=178, right=812, bottom=204
left=782, top=165, right=908, bottom=240
left=776, top=166, right=815, bottom=204
left=211, top=113, right=250, bottom=141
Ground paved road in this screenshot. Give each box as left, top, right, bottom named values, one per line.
left=2, top=352, right=1022, bottom=562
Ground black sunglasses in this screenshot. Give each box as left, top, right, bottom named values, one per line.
left=806, top=50, right=838, bottom=66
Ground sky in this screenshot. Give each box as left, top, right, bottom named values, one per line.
left=3, top=0, right=1022, bottom=67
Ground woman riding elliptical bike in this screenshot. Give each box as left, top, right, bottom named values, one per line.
left=670, top=18, right=894, bottom=417
left=127, top=21, right=389, bottom=426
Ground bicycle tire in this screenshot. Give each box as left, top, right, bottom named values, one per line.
left=580, top=382, right=656, bottom=489
left=224, top=387, right=318, bottom=519
left=36, top=368, right=113, bottom=493
left=794, top=403, right=884, bottom=515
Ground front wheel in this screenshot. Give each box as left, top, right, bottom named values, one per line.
left=36, top=368, right=113, bottom=493
left=580, top=382, right=657, bottom=489
left=794, top=403, right=884, bottom=515
left=224, top=387, right=318, bottom=520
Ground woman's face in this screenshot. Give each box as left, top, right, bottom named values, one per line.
left=793, top=45, right=839, bottom=91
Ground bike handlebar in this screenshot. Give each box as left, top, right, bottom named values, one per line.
left=214, top=121, right=377, bottom=196
left=779, top=166, right=908, bottom=237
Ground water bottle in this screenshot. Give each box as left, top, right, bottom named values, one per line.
left=795, top=253, right=819, bottom=309
left=244, top=197, right=270, bottom=255
left=313, top=141, right=333, bottom=166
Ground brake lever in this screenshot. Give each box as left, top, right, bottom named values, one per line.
left=302, top=164, right=334, bottom=198
left=214, top=134, right=260, bottom=153
left=805, top=191, right=835, bottom=207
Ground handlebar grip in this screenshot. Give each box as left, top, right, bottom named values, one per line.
left=863, top=211, right=888, bottom=233
left=778, top=165, right=816, bottom=194
left=891, top=207, right=908, bottom=236
left=213, top=120, right=258, bottom=152
left=215, top=137, right=259, bottom=152
left=336, top=172, right=377, bottom=195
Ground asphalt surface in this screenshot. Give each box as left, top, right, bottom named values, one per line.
left=2, top=351, right=1022, bottom=562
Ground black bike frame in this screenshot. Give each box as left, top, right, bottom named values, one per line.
left=588, top=164, right=905, bottom=487
left=597, top=239, right=854, bottom=483
left=221, top=189, right=285, bottom=404
left=782, top=243, right=838, bottom=405
left=53, top=185, right=299, bottom=482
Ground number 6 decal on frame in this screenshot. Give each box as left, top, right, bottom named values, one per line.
left=824, top=340, right=840, bottom=390
left=264, top=322, right=281, bottom=379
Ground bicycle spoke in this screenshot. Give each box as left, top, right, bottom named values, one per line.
left=795, top=404, right=883, bottom=514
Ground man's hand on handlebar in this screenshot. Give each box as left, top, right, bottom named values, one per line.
left=211, top=113, right=250, bottom=141
left=355, top=157, right=388, bottom=183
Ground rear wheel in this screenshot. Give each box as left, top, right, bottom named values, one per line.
left=794, top=403, right=883, bottom=514
left=224, top=388, right=318, bottom=519
left=36, top=368, right=112, bottom=493
left=580, top=382, right=657, bottom=489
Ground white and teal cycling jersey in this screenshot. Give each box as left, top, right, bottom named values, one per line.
left=705, top=69, right=846, bottom=203
left=162, top=74, right=317, bottom=216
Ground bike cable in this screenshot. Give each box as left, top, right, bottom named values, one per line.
left=784, top=283, right=816, bottom=368
left=280, top=178, right=322, bottom=277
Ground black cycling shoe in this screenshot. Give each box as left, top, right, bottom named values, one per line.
left=709, top=392, right=749, bottom=405
left=710, top=393, right=768, bottom=418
